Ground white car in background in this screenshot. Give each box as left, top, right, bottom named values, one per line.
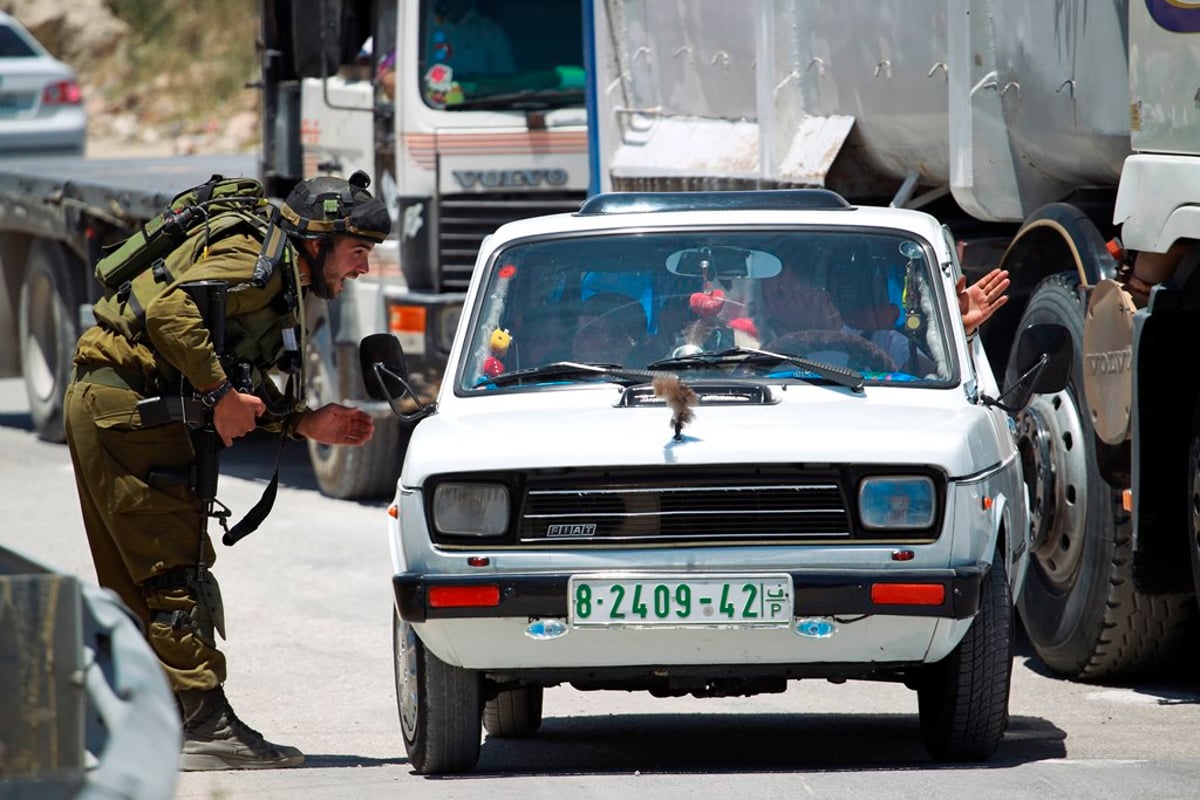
left=0, top=11, right=85, bottom=155
left=360, top=189, right=1072, bottom=774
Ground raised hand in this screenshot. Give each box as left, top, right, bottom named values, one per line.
left=958, top=268, right=1011, bottom=335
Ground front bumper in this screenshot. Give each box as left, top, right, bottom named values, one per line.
left=392, top=563, right=988, bottom=623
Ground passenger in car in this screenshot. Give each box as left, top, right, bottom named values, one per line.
left=570, top=291, right=649, bottom=365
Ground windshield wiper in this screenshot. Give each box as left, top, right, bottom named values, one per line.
left=476, top=361, right=657, bottom=388
left=646, top=347, right=864, bottom=392
left=446, top=89, right=585, bottom=111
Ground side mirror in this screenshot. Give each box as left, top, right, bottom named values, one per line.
left=360, top=333, right=408, bottom=401
left=359, top=333, right=436, bottom=422
left=991, top=323, right=1073, bottom=412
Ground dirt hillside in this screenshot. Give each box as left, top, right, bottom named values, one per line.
left=4, top=0, right=261, bottom=158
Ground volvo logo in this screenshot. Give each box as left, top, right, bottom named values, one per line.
left=546, top=523, right=596, bottom=537
left=453, top=169, right=569, bottom=189
left=1085, top=346, right=1132, bottom=376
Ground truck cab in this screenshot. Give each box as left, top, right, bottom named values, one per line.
left=263, top=0, right=589, bottom=497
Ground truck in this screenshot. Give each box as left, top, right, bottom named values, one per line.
left=588, top=0, right=1200, bottom=682
left=0, top=0, right=587, bottom=499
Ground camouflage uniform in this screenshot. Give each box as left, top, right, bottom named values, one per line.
left=65, top=229, right=305, bottom=692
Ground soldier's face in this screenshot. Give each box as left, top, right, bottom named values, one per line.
left=305, top=237, right=374, bottom=299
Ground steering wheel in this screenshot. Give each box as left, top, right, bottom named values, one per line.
left=762, top=329, right=898, bottom=373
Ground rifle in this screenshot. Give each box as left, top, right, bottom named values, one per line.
left=136, top=279, right=274, bottom=548
left=136, top=281, right=236, bottom=540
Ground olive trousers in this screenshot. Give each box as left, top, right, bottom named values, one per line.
left=64, top=379, right=227, bottom=691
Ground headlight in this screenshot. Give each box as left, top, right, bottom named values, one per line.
left=432, top=482, right=510, bottom=536
left=858, top=476, right=936, bottom=530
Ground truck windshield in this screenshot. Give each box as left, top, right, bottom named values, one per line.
left=418, top=0, right=584, bottom=110
left=457, top=229, right=959, bottom=393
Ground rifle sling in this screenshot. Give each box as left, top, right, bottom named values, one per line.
left=134, top=394, right=285, bottom=546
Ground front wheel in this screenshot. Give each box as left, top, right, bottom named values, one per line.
left=917, top=550, right=1012, bottom=762
left=392, top=609, right=482, bottom=774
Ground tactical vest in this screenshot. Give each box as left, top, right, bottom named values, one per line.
left=92, top=211, right=305, bottom=406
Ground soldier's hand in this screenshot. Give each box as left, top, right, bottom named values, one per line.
left=213, top=390, right=267, bottom=446
left=295, top=403, right=375, bottom=446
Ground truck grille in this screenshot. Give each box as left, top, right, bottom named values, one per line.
left=437, top=192, right=585, bottom=290
left=516, top=466, right=854, bottom=546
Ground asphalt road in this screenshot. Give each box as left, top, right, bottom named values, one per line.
left=3, top=377, right=1200, bottom=799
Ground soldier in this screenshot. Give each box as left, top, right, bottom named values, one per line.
left=63, top=172, right=392, bottom=771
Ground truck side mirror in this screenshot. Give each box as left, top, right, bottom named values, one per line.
left=990, top=323, right=1072, bottom=412
left=359, top=333, right=436, bottom=422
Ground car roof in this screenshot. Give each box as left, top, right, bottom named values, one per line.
left=488, top=191, right=948, bottom=246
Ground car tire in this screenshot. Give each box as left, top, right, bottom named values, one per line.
left=1010, top=272, right=1195, bottom=680
left=18, top=239, right=79, bottom=443
left=393, top=609, right=482, bottom=775
left=917, top=549, right=1012, bottom=762
left=483, top=685, right=544, bottom=738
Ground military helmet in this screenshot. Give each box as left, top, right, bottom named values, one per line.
left=279, top=170, right=391, bottom=243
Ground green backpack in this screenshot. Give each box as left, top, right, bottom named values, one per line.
left=95, top=174, right=269, bottom=292
left=92, top=174, right=291, bottom=343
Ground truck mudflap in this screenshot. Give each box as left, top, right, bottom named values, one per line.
left=391, top=564, right=989, bottom=623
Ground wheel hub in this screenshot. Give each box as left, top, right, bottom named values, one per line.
left=396, top=620, right=419, bottom=740
left=1014, top=390, right=1089, bottom=585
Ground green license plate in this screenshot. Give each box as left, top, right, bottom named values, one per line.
left=568, top=573, right=793, bottom=628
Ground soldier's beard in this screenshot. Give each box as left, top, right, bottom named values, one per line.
left=300, top=244, right=336, bottom=300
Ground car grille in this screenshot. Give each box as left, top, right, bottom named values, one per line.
left=516, top=466, right=854, bottom=546
left=437, top=192, right=585, bottom=291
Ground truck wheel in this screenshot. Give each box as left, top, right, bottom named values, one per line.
left=1010, top=272, right=1195, bottom=680
left=304, top=309, right=408, bottom=499
left=18, top=239, right=79, bottom=442
left=1185, top=409, right=1200, bottom=601
left=483, top=685, right=544, bottom=738
left=917, top=550, right=1012, bottom=762
left=393, top=609, right=482, bottom=774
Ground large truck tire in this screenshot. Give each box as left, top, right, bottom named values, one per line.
left=304, top=307, right=408, bottom=500
left=18, top=239, right=79, bottom=443
left=1009, top=272, right=1196, bottom=681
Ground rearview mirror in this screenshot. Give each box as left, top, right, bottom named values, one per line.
left=666, top=246, right=782, bottom=280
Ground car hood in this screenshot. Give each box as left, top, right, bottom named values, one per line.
left=401, top=386, right=1010, bottom=485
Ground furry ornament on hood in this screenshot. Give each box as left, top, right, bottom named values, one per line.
left=653, top=374, right=698, bottom=440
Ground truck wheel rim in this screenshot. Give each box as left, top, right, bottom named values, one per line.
left=22, top=269, right=59, bottom=403
left=396, top=621, right=420, bottom=740
left=1015, top=390, right=1089, bottom=586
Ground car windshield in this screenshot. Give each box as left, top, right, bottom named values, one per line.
left=418, top=0, right=584, bottom=110
left=457, top=228, right=959, bottom=392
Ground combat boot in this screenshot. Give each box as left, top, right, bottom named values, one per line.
left=177, top=687, right=304, bottom=771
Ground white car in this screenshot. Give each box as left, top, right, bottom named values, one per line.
left=362, top=189, right=1070, bottom=774
left=0, top=12, right=86, bottom=155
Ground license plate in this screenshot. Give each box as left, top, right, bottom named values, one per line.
left=568, top=573, right=793, bottom=628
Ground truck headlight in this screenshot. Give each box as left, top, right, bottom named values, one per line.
left=432, top=482, right=510, bottom=536
left=858, top=476, right=936, bottom=530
